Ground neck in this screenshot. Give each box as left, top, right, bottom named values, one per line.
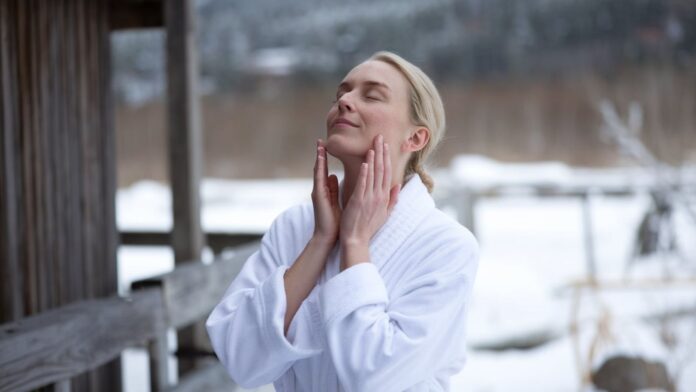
left=340, top=156, right=406, bottom=208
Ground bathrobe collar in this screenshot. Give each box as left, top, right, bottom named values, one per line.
left=337, top=173, right=436, bottom=267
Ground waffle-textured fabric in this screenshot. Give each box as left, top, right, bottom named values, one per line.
left=206, top=174, right=480, bottom=392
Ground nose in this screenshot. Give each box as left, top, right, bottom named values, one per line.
left=337, top=93, right=354, bottom=112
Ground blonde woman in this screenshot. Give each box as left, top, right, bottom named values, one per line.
left=206, top=51, right=480, bottom=392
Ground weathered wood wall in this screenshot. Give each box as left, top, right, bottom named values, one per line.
left=0, top=0, right=120, bottom=390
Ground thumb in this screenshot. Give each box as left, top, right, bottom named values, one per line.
left=387, top=183, right=401, bottom=213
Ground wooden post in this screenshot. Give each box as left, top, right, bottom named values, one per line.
left=458, top=186, right=477, bottom=236
left=165, top=0, right=207, bottom=376
left=0, top=0, right=23, bottom=324
left=149, top=328, right=172, bottom=391
left=581, top=192, right=597, bottom=283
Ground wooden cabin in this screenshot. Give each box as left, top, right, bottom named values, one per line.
left=0, top=0, right=258, bottom=390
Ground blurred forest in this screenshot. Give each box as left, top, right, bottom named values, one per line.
left=112, top=0, right=696, bottom=187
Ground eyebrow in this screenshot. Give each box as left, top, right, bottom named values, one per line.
left=338, top=80, right=391, bottom=91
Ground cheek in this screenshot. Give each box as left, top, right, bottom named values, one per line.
left=365, top=109, right=406, bottom=143
left=325, top=106, right=337, bottom=128
left=364, top=109, right=393, bottom=133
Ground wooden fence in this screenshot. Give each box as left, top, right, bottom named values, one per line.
left=438, top=181, right=653, bottom=281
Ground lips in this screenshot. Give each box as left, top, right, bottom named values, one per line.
left=332, top=117, right=358, bottom=128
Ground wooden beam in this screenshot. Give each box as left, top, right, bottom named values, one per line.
left=109, top=0, right=163, bottom=30
left=0, top=288, right=166, bottom=392
left=132, top=242, right=258, bottom=330
left=120, top=231, right=262, bottom=254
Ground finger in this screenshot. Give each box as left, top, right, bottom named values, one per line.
left=328, top=174, right=339, bottom=206
left=383, top=142, right=391, bottom=193
left=365, top=149, right=374, bottom=196
left=374, top=135, right=383, bottom=191
left=319, top=139, right=329, bottom=180
left=357, top=162, right=369, bottom=199
left=314, top=139, right=325, bottom=190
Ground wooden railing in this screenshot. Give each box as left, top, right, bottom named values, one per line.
left=0, top=241, right=259, bottom=392
left=0, top=288, right=166, bottom=392
left=5, top=182, right=689, bottom=391
left=120, top=231, right=261, bottom=256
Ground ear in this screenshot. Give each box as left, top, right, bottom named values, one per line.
left=404, top=127, right=430, bottom=153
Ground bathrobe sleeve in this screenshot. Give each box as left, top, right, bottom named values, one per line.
left=314, top=229, right=480, bottom=392
left=205, top=205, right=323, bottom=388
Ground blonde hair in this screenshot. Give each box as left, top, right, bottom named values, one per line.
left=368, top=51, right=446, bottom=194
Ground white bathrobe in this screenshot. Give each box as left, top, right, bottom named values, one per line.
left=206, top=174, right=480, bottom=392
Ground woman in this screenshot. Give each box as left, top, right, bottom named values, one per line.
left=206, top=51, right=480, bottom=392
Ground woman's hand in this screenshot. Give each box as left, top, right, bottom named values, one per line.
left=339, top=134, right=401, bottom=250
left=311, top=139, right=341, bottom=246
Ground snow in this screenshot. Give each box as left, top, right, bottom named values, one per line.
left=117, top=155, right=696, bottom=391
left=117, top=178, right=313, bottom=233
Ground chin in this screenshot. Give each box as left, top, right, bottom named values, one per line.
left=325, top=133, right=366, bottom=161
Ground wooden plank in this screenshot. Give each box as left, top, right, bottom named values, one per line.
left=64, top=0, right=82, bottom=305
left=167, top=359, right=240, bottom=392
left=132, top=242, right=258, bottom=330
left=0, top=0, right=23, bottom=323
left=17, top=0, right=40, bottom=316
left=0, top=288, right=166, bottom=392
left=37, top=0, right=56, bottom=311
left=120, top=231, right=261, bottom=254
left=51, top=0, right=69, bottom=308
left=472, top=184, right=637, bottom=198
left=91, top=2, right=124, bottom=388
left=99, top=0, right=119, bottom=304
left=27, top=0, right=49, bottom=314
left=77, top=0, right=95, bottom=303
left=562, top=277, right=696, bottom=291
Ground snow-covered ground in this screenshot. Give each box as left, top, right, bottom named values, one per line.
left=117, top=155, right=696, bottom=391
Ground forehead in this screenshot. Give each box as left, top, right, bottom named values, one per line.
left=341, top=60, right=409, bottom=93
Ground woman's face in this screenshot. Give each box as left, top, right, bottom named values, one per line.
left=325, top=60, right=413, bottom=161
